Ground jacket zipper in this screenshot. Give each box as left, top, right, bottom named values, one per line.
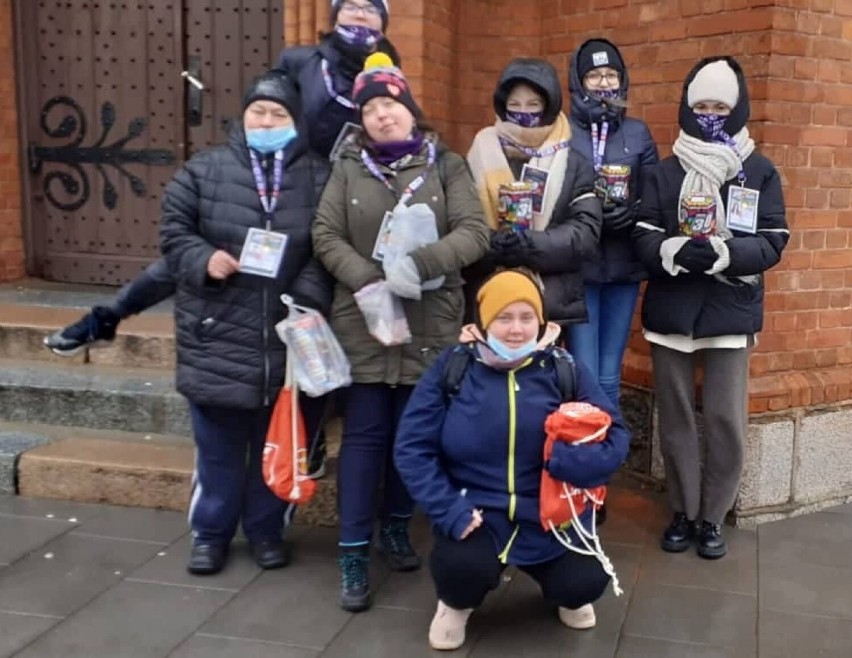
left=507, top=370, right=518, bottom=521
left=262, top=215, right=272, bottom=406
left=498, top=525, right=520, bottom=564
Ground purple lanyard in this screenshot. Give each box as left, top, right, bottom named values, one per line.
left=360, top=140, right=437, bottom=206
left=591, top=121, right=610, bottom=173
left=498, top=136, right=571, bottom=159
left=249, top=150, right=284, bottom=214
left=321, top=59, right=357, bottom=110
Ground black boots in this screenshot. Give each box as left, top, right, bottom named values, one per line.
left=377, top=519, right=422, bottom=572
left=660, top=512, right=695, bottom=553
left=249, top=540, right=293, bottom=570
left=187, top=544, right=228, bottom=575
left=696, top=521, right=727, bottom=560
left=339, top=545, right=371, bottom=612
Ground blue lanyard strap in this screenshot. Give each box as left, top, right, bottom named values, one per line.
left=360, top=140, right=437, bottom=207
left=321, top=59, right=357, bottom=110
left=249, top=149, right=284, bottom=214
left=591, top=121, right=610, bottom=174
left=498, top=136, right=571, bottom=160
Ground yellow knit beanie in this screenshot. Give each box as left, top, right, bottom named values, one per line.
left=476, top=270, right=545, bottom=329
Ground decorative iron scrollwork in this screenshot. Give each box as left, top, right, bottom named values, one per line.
left=28, top=96, right=176, bottom=211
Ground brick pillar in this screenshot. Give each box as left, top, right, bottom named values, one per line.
left=0, top=0, right=24, bottom=282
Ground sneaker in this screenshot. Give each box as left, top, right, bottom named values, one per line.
left=339, top=545, right=371, bottom=612
left=660, top=512, right=695, bottom=553
left=696, top=521, right=727, bottom=560
left=43, top=306, right=119, bottom=356
left=428, top=600, right=473, bottom=651
left=377, top=518, right=421, bottom=572
left=305, top=440, right=327, bottom=480
left=558, top=603, right=596, bottom=630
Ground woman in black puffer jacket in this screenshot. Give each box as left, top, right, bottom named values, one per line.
left=160, top=73, right=330, bottom=577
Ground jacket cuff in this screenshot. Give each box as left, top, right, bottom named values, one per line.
left=660, top=236, right=690, bottom=276
left=448, top=510, right=475, bottom=541
left=705, top=236, right=731, bottom=275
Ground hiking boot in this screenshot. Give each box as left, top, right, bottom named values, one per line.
left=187, top=543, right=228, bottom=575
left=696, top=521, right=727, bottom=560
left=305, top=440, right=327, bottom=480
left=339, top=545, right=371, bottom=612
left=429, top=600, right=473, bottom=651
left=660, top=512, right=695, bottom=553
left=377, top=518, right=421, bottom=572
left=558, top=603, right=596, bottom=630
left=43, top=306, right=119, bottom=356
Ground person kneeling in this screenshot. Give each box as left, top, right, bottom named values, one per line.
left=394, top=270, right=631, bottom=651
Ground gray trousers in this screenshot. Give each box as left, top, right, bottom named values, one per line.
left=651, top=344, right=750, bottom=524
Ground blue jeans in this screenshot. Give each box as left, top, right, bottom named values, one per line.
left=567, top=282, right=640, bottom=406
left=338, top=384, right=415, bottom=546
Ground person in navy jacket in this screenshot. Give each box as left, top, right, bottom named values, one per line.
left=566, top=39, right=659, bottom=407
left=395, top=270, right=630, bottom=651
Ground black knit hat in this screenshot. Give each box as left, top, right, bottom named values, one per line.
left=352, top=52, right=421, bottom=117
left=576, top=39, right=625, bottom=81
left=331, top=0, right=389, bottom=30
left=242, top=72, right=301, bottom=123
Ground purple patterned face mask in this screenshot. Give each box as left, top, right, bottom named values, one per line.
left=694, top=112, right=728, bottom=141
left=506, top=110, right=544, bottom=128
left=591, top=89, right=621, bottom=101
left=334, top=24, right=382, bottom=49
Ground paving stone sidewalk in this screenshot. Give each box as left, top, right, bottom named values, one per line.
left=1, top=488, right=850, bottom=658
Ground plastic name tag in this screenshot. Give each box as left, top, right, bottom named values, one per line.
left=726, top=186, right=759, bottom=234
left=239, top=228, right=288, bottom=278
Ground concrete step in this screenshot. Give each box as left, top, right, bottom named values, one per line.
left=0, top=303, right=174, bottom=370
left=0, top=358, right=188, bottom=435
left=9, top=420, right=340, bottom=526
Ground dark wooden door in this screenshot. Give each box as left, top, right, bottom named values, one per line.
left=17, top=0, right=283, bottom=285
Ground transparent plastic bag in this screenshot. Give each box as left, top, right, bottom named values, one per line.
left=383, top=203, right=445, bottom=291
left=353, top=280, right=412, bottom=346
left=275, top=295, right=352, bottom=397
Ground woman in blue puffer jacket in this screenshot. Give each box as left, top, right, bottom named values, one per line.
left=395, top=270, right=630, bottom=651
left=567, top=39, right=659, bottom=407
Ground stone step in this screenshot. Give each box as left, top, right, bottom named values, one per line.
left=10, top=422, right=339, bottom=526
left=0, top=303, right=174, bottom=370
left=0, top=358, right=188, bottom=435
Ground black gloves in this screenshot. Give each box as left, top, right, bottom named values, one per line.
left=602, top=200, right=635, bottom=236
left=490, top=230, right=530, bottom=267
left=673, top=239, right=718, bottom=272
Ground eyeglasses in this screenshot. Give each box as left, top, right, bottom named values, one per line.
left=584, top=71, right=620, bottom=85
left=339, top=2, right=381, bottom=17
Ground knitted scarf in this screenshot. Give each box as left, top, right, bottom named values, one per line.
left=672, top=127, right=759, bottom=285
left=466, top=113, right=572, bottom=231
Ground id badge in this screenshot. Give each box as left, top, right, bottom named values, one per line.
left=371, top=210, right=395, bottom=262
left=726, top=186, right=760, bottom=234
left=520, top=164, right=550, bottom=214
left=329, top=122, right=362, bottom=162
left=238, top=228, right=288, bottom=278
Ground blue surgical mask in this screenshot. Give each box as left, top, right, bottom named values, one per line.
left=505, top=110, right=544, bottom=128
left=246, top=126, right=298, bottom=154
left=486, top=334, right=538, bottom=362
left=334, top=24, right=382, bottom=50
left=694, top=112, right=727, bottom=142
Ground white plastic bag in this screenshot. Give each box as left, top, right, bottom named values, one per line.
left=275, top=295, right=352, bottom=397
left=382, top=202, right=445, bottom=291
left=353, top=280, right=412, bottom=346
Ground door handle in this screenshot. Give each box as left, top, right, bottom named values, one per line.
left=183, top=56, right=204, bottom=127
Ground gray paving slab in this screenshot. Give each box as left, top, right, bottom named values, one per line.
left=637, top=528, right=757, bottom=595
left=759, top=561, right=852, bottom=620
left=757, top=510, right=852, bottom=569
left=170, top=634, right=318, bottom=658
left=0, top=495, right=103, bottom=523
left=14, top=581, right=232, bottom=658
left=0, top=612, right=60, bottom=658
left=198, top=559, right=361, bottom=649
left=822, top=501, right=852, bottom=516
left=321, top=606, right=447, bottom=658
left=70, top=505, right=188, bottom=544
left=615, top=635, right=734, bottom=658
left=622, top=582, right=756, bottom=658
left=0, top=533, right=162, bottom=616
left=129, top=535, right=262, bottom=592
left=758, top=609, right=852, bottom=658
left=0, top=514, right=74, bottom=564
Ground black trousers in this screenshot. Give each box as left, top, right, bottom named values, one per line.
left=429, top=526, right=610, bottom=610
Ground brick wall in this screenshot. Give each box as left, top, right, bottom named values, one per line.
left=0, top=0, right=23, bottom=281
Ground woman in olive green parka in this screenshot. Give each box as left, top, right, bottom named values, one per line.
left=311, top=53, right=489, bottom=613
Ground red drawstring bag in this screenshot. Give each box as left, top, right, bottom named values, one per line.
left=540, top=401, right=612, bottom=532
left=262, top=358, right=317, bottom=504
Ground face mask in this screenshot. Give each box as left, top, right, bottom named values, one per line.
left=590, top=88, right=621, bottom=101
left=486, top=334, right=538, bottom=362
left=246, top=126, right=298, bottom=154
left=505, top=110, right=544, bottom=128
left=334, top=24, right=382, bottom=50
left=694, top=112, right=727, bottom=141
